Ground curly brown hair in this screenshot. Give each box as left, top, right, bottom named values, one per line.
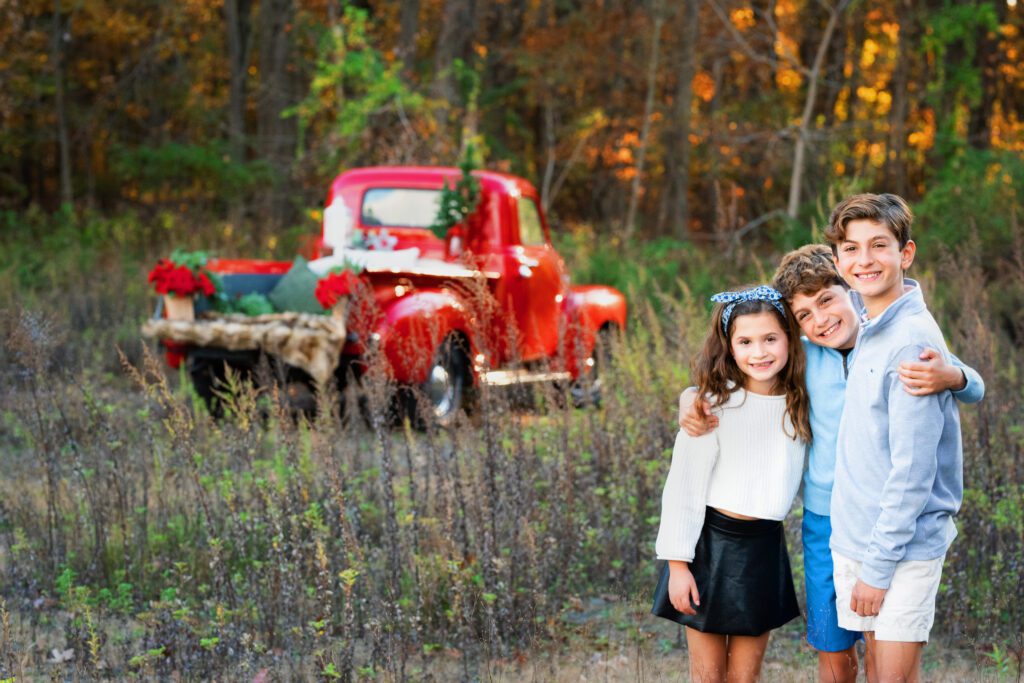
left=772, top=244, right=846, bottom=302
left=825, top=193, right=913, bottom=255
left=691, top=296, right=812, bottom=443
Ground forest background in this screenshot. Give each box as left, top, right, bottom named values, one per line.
left=1, top=0, right=1023, bottom=679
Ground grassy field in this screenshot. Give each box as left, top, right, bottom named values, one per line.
left=1, top=212, right=1022, bottom=680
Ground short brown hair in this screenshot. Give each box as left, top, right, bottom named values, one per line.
left=824, top=193, right=913, bottom=254
left=772, top=244, right=845, bottom=301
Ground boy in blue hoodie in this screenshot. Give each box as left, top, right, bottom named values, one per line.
left=678, top=243, right=984, bottom=682
left=826, top=193, right=965, bottom=681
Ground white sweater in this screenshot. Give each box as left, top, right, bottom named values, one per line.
left=656, top=389, right=806, bottom=562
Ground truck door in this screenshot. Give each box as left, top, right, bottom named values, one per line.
left=505, top=196, right=566, bottom=362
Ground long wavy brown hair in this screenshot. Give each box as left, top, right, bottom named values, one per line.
left=691, top=297, right=812, bottom=443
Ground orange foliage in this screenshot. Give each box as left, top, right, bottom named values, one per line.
left=730, top=8, right=755, bottom=31
left=693, top=71, right=715, bottom=102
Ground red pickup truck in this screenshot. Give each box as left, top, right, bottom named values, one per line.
left=159, top=166, right=627, bottom=423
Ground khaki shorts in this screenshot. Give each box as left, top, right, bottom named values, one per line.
left=832, top=551, right=945, bottom=643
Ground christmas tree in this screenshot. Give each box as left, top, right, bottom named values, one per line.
left=430, top=144, right=481, bottom=240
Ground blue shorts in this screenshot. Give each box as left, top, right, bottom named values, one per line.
left=802, top=509, right=863, bottom=652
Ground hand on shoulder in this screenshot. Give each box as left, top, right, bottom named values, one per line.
left=678, top=387, right=718, bottom=436
left=897, top=347, right=965, bottom=396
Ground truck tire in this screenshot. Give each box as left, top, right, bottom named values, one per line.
left=405, top=335, right=471, bottom=429
left=571, top=325, right=617, bottom=408
left=188, top=356, right=228, bottom=417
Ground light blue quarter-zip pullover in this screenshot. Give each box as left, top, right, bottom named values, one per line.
left=802, top=326, right=983, bottom=517
left=830, top=282, right=965, bottom=589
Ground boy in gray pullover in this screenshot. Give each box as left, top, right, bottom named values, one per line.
left=826, top=193, right=963, bottom=681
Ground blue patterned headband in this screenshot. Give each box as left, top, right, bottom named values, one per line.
left=710, top=285, right=786, bottom=334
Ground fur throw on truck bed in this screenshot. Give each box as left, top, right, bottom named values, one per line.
left=142, top=312, right=346, bottom=385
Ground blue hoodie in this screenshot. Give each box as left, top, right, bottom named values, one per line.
left=830, top=282, right=965, bottom=589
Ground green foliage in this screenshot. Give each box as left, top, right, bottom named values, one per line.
left=920, top=2, right=1001, bottom=155
left=0, top=206, right=150, bottom=292
left=230, top=292, right=276, bottom=316
left=168, top=248, right=210, bottom=271
left=556, top=230, right=763, bottom=317
left=921, top=3, right=999, bottom=107
left=914, top=148, right=1024, bottom=336
left=915, top=148, right=1024, bottom=262
left=286, top=6, right=425, bottom=170
left=128, top=646, right=166, bottom=669
left=769, top=214, right=817, bottom=254
left=111, top=142, right=272, bottom=203
left=429, top=145, right=482, bottom=239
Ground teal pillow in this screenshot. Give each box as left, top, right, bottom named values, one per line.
left=267, top=257, right=324, bottom=314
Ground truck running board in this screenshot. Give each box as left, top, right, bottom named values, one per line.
left=480, top=369, right=572, bottom=387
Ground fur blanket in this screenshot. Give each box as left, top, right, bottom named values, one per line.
left=141, top=311, right=346, bottom=385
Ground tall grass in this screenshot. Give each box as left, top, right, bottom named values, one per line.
left=0, top=208, right=1022, bottom=679
left=0, top=305, right=687, bottom=679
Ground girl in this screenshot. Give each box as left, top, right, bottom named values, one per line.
left=654, top=285, right=811, bottom=683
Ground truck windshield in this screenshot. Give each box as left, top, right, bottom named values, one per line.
left=362, top=188, right=441, bottom=229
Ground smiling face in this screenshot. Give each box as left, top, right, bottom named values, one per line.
left=833, top=218, right=916, bottom=318
left=729, top=311, right=790, bottom=395
left=789, top=284, right=860, bottom=350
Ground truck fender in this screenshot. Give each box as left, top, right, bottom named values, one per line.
left=375, top=290, right=476, bottom=384
left=563, top=285, right=628, bottom=378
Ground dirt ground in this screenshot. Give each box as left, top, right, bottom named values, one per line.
left=0, top=596, right=1014, bottom=681
left=407, top=597, right=1012, bottom=683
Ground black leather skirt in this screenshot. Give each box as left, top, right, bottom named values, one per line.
left=652, top=506, right=800, bottom=636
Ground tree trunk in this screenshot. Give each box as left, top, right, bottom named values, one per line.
left=821, top=11, right=849, bottom=130
left=225, top=0, right=252, bottom=225
left=967, top=1, right=1003, bottom=150
left=541, top=100, right=556, bottom=212
left=225, top=0, right=253, bottom=165
left=707, top=57, right=725, bottom=234
left=257, top=0, right=298, bottom=230
left=624, top=0, right=664, bottom=238
left=397, top=0, right=420, bottom=79
left=885, top=0, right=914, bottom=197
left=52, top=0, right=72, bottom=207
left=786, top=0, right=849, bottom=219
left=433, top=0, right=475, bottom=104
left=843, top=11, right=868, bottom=175
left=800, top=1, right=848, bottom=127
left=660, top=0, right=698, bottom=239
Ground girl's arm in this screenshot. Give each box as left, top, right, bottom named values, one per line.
left=655, top=430, right=718, bottom=563
left=656, top=429, right=718, bottom=615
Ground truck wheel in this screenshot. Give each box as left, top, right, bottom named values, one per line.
left=408, top=335, right=470, bottom=429
left=188, top=357, right=227, bottom=417
left=571, top=325, right=616, bottom=408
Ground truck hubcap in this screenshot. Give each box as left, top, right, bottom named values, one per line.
left=424, top=364, right=454, bottom=416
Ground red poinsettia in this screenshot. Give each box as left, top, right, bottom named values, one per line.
left=148, top=258, right=217, bottom=297
left=315, top=269, right=359, bottom=309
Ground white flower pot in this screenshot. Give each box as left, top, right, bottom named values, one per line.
left=163, top=294, right=195, bottom=321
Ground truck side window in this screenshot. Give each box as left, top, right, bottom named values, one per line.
left=518, top=198, right=546, bottom=246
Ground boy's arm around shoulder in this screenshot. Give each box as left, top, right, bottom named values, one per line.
left=859, top=344, right=948, bottom=590
left=949, top=353, right=985, bottom=404
left=678, top=387, right=718, bottom=435
left=898, top=349, right=984, bottom=402
left=655, top=430, right=718, bottom=562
